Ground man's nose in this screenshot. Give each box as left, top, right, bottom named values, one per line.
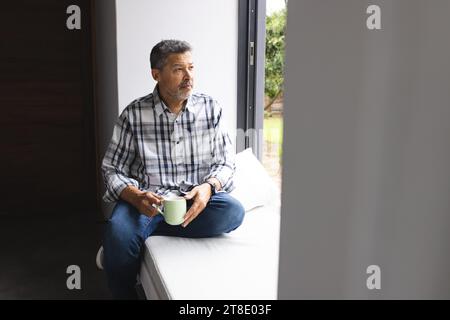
left=184, top=69, right=193, bottom=80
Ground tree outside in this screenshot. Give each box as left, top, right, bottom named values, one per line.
left=263, top=3, right=286, bottom=189
left=265, top=7, right=286, bottom=114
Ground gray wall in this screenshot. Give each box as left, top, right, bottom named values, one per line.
left=94, top=0, right=119, bottom=217
left=279, top=0, right=450, bottom=299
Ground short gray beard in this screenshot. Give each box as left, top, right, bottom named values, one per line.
left=171, top=85, right=192, bottom=101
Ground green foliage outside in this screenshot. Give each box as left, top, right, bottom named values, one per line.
left=265, top=8, right=287, bottom=111
left=264, top=7, right=286, bottom=161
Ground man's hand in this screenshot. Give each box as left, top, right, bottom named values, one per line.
left=182, top=183, right=212, bottom=227
left=134, top=191, right=164, bottom=217
left=120, top=186, right=163, bottom=217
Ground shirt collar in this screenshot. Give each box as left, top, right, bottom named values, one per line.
left=152, top=85, right=196, bottom=117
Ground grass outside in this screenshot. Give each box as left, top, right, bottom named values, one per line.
left=262, top=114, right=283, bottom=189
left=264, top=115, right=283, bottom=158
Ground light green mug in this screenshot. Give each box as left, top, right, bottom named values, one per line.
left=152, top=197, right=187, bottom=225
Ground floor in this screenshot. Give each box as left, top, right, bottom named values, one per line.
left=0, top=211, right=112, bottom=299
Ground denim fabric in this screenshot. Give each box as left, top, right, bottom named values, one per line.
left=102, top=192, right=245, bottom=299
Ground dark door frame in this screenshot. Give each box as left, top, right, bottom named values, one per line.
left=237, top=0, right=266, bottom=160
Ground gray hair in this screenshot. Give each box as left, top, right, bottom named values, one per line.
left=150, top=40, right=192, bottom=70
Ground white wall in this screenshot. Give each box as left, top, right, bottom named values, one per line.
left=115, top=0, right=238, bottom=137
left=95, top=0, right=239, bottom=217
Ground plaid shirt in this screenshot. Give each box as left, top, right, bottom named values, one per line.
left=102, top=86, right=235, bottom=202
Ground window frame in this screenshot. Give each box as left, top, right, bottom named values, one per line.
left=237, top=0, right=266, bottom=160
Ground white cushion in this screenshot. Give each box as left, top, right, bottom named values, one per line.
left=229, top=148, right=280, bottom=211
left=139, top=203, right=280, bottom=300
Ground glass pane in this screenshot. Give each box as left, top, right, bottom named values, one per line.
left=263, top=0, right=287, bottom=191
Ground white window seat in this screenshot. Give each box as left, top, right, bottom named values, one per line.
left=139, top=201, right=280, bottom=300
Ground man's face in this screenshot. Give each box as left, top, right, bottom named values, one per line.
left=152, top=51, right=194, bottom=101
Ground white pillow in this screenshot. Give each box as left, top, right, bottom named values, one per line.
left=229, top=148, right=280, bottom=212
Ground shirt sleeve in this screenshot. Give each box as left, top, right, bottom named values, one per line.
left=202, top=102, right=236, bottom=192
left=101, top=109, right=139, bottom=202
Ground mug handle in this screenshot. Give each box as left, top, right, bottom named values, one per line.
left=151, top=203, right=164, bottom=216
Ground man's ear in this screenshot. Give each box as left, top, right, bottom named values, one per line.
left=151, top=69, right=160, bottom=82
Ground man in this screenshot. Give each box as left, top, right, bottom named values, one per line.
left=101, top=40, right=245, bottom=299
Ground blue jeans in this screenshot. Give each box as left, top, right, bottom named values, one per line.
left=102, top=192, right=245, bottom=299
